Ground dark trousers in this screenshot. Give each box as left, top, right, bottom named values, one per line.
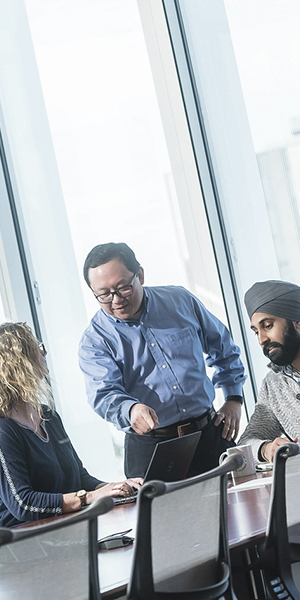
left=124, top=415, right=235, bottom=478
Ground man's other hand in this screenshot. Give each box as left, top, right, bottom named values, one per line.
left=214, top=400, right=242, bottom=441
left=130, top=403, right=160, bottom=434
left=262, top=436, right=299, bottom=462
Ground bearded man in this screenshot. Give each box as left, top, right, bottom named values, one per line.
left=239, top=280, right=300, bottom=463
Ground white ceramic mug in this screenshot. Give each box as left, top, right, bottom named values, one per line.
left=219, top=444, right=256, bottom=478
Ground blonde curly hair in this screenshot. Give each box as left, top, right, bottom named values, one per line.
left=0, top=322, right=53, bottom=419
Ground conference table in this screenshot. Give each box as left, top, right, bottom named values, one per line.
left=98, top=470, right=273, bottom=598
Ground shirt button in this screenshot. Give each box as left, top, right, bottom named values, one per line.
left=296, top=394, right=300, bottom=400
left=183, top=409, right=186, bottom=413
left=151, top=343, right=155, bottom=347
left=173, top=385, right=177, bottom=390
left=162, top=364, right=166, bottom=369
left=141, top=321, right=144, bottom=325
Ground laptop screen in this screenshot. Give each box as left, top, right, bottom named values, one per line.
left=113, top=430, right=202, bottom=505
left=144, top=430, right=202, bottom=483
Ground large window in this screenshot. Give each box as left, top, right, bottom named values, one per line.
left=1, top=0, right=298, bottom=478
left=21, top=0, right=230, bottom=472
left=0, top=287, right=6, bottom=324
left=224, top=0, right=300, bottom=283
left=157, top=0, right=298, bottom=391
left=24, top=0, right=190, bottom=296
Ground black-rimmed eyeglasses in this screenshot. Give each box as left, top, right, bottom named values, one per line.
left=94, top=273, right=137, bottom=304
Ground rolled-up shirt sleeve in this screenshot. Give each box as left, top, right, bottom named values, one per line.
left=237, top=373, right=289, bottom=461
left=238, top=403, right=283, bottom=461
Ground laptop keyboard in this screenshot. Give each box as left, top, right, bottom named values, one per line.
left=113, top=490, right=138, bottom=506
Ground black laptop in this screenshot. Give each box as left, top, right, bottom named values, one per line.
left=114, top=430, right=202, bottom=505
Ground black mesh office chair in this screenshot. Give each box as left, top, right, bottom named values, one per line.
left=127, top=454, right=244, bottom=600
left=250, top=442, right=300, bottom=600
left=0, top=496, right=114, bottom=600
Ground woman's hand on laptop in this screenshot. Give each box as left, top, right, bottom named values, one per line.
left=92, top=477, right=143, bottom=499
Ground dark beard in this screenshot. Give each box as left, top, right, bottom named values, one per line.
left=263, top=321, right=300, bottom=366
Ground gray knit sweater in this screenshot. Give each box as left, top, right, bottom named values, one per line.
left=238, top=363, right=300, bottom=461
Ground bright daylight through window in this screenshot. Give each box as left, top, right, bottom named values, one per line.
left=0, top=0, right=298, bottom=478
left=224, top=0, right=300, bottom=282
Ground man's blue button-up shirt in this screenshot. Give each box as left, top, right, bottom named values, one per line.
left=79, top=286, right=246, bottom=432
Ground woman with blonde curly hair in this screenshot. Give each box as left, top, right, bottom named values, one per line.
left=0, top=322, right=142, bottom=527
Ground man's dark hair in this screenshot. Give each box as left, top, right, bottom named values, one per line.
left=83, top=242, right=140, bottom=287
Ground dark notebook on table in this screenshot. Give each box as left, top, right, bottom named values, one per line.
left=114, top=430, right=202, bottom=505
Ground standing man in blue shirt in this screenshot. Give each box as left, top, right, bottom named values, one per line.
left=79, top=242, right=246, bottom=478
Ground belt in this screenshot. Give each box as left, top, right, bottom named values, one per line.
left=143, top=407, right=216, bottom=439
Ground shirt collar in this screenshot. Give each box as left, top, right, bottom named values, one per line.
left=268, top=361, right=300, bottom=384
left=283, top=364, right=300, bottom=383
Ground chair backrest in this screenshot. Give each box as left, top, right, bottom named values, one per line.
left=266, top=442, right=300, bottom=544
left=127, top=454, right=243, bottom=600
left=262, top=442, right=300, bottom=599
left=0, top=496, right=114, bottom=600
